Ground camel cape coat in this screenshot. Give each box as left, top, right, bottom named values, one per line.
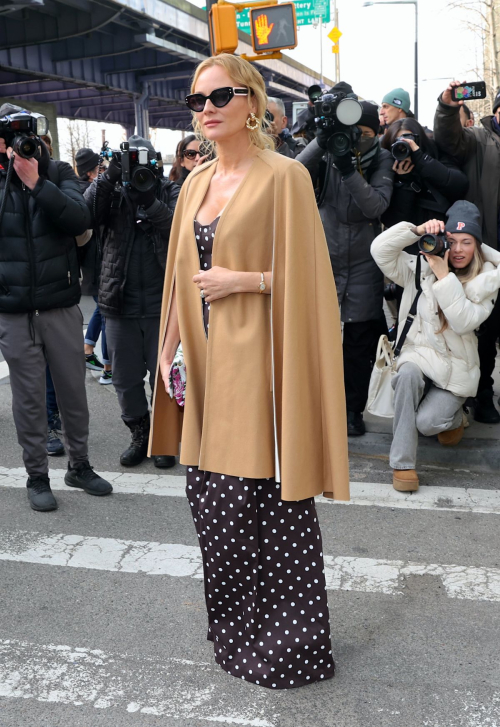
left=149, top=148, right=349, bottom=502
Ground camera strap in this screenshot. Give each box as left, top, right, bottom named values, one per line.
left=394, top=254, right=423, bottom=358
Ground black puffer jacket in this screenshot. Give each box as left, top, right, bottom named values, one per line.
left=0, top=159, right=91, bottom=313
left=85, top=174, right=179, bottom=317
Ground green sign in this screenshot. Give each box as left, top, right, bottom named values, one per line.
left=237, top=0, right=330, bottom=32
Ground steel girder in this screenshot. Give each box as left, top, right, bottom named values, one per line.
left=0, top=0, right=328, bottom=130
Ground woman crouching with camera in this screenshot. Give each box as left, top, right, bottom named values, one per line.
left=371, top=201, right=500, bottom=492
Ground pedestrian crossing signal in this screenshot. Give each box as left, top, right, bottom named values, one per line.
left=249, top=3, right=298, bottom=53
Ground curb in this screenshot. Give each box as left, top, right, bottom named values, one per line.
left=348, top=432, right=500, bottom=472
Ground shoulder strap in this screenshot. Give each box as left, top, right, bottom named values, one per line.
left=394, top=255, right=423, bottom=358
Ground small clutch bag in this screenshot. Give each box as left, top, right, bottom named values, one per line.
left=168, top=342, right=186, bottom=408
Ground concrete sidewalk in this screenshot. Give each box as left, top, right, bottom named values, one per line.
left=357, top=360, right=500, bottom=473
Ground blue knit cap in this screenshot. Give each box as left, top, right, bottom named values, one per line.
left=445, top=200, right=482, bottom=244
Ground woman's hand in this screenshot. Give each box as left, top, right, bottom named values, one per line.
left=421, top=249, right=450, bottom=280
left=195, top=154, right=209, bottom=167
left=193, top=266, right=237, bottom=303
left=392, top=158, right=415, bottom=175
left=413, top=218, right=445, bottom=237
left=159, top=354, right=173, bottom=395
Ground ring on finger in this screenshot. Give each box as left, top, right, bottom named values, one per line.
left=200, top=289, right=205, bottom=299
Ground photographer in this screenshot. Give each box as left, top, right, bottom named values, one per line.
left=0, top=103, right=113, bottom=512
left=297, top=94, right=394, bottom=437
left=381, top=118, right=468, bottom=232
left=267, top=97, right=306, bottom=158
left=85, top=134, right=179, bottom=468
left=434, top=82, right=500, bottom=423
left=371, top=202, right=500, bottom=492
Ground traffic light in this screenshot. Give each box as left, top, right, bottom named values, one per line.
left=209, top=3, right=239, bottom=55
left=249, top=3, right=297, bottom=54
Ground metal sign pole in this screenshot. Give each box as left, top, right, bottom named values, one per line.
left=320, top=15, right=323, bottom=85
left=335, top=6, right=340, bottom=81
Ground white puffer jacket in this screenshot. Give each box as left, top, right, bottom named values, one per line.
left=371, top=222, right=500, bottom=398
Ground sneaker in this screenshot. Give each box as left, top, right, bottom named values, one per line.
left=47, top=427, right=65, bottom=456
left=99, top=370, right=113, bottom=385
left=86, top=353, right=104, bottom=371
left=64, top=461, right=113, bottom=496
left=27, top=475, right=58, bottom=511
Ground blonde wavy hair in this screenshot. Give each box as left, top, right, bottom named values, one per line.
left=437, top=240, right=485, bottom=333
left=190, top=53, right=275, bottom=155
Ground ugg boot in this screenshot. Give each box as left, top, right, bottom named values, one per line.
left=438, top=421, right=465, bottom=447
left=120, top=413, right=150, bottom=467
left=393, top=469, right=419, bottom=492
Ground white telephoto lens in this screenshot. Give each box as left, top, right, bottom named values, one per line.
left=337, top=98, right=363, bottom=126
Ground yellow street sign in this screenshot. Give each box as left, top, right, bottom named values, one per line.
left=332, top=44, right=339, bottom=53
left=328, top=26, right=342, bottom=43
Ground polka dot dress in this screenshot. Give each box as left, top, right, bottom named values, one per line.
left=194, top=217, right=219, bottom=336
left=187, top=218, right=335, bottom=690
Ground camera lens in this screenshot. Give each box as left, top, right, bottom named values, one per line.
left=13, top=135, right=38, bottom=159
left=328, top=131, right=351, bottom=156
left=321, top=102, right=334, bottom=116
left=391, top=140, right=411, bottom=161
left=418, top=234, right=445, bottom=256
left=131, top=165, right=156, bottom=193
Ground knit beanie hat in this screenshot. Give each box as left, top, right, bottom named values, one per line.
left=127, top=134, right=156, bottom=155
left=328, top=81, right=355, bottom=96
left=358, top=101, right=380, bottom=134
left=382, top=88, right=411, bottom=114
left=493, top=90, right=500, bottom=114
left=445, top=200, right=482, bottom=243
left=75, top=147, right=99, bottom=176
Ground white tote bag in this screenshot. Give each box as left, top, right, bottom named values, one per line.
left=366, top=335, right=397, bottom=418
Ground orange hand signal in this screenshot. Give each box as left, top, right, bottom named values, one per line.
left=255, top=14, right=274, bottom=44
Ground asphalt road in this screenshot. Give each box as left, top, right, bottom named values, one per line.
left=0, top=297, right=499, bottom=727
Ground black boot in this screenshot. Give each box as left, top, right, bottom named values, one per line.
left=153, top=455, right=176, bottom=469
left=474, top=389, right=500, bottom=424
left=27, top=474, right=58, bottom=511
left=64, top=461, right=113, bottom=496
left=347, top=411, right=366, bottom=436
left=120, top=414, right=150, bottom=467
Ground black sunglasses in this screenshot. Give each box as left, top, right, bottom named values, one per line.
left=183, top=149, right=202, bottom=160
left=185, top=87, right=249, bottom=113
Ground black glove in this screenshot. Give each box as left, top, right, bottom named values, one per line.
left=127, top=184, right=157, bottom=209
left=333, top=153, right=355, bottom=178
left=315, top=125, right=333, bottom=151
left=105, top=156, right=121, bottom=185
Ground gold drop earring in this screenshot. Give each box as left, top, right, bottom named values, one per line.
left=246, top=113, right=260, bottom=131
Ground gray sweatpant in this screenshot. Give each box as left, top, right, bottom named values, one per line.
left=0, top=306, right=89, bottom=477
left=104, top=316, right=160, bottom=424
left=390, top=362, right=465, bottom=470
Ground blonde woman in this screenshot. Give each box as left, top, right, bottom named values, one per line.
left=371, top=201, right=500, bottom=493
left=148, top=54, right=349, bottom=688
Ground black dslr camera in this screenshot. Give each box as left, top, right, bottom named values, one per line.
left=418, top=233, right=451, bottom=257
left=0, top=110, right=48, bottom=159
left=101, top=141, right=163, bottom=193
left=391, top=133, right=419, bottom=161
left=313, top=89, right=363, bottom=156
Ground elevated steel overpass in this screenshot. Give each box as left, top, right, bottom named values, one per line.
left=0, top=0, right=332, bottom=133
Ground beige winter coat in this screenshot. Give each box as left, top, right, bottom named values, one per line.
left=148, top=149, right=350, bottom=502
left=371, top=221, right=500, bottom=398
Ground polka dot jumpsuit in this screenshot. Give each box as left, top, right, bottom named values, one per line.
left=187, top=218, right=335, bottom=690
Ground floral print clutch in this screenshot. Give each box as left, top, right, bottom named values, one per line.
left=168, top=342, right=186, bottom=408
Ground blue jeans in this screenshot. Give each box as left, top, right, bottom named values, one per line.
left=84, top=296, right=109, bottom=364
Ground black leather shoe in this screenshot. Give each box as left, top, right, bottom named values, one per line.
left=347, top=411, right=366, bottom=436
left=120, top=414, right=150, bottom=467
left=153, top=455, right=176, bottom=469
left=474, top=390, right=500, bottom=424
left=64, top=461, right=113, bottom=496
left=27, top=475, right=58, bottom=511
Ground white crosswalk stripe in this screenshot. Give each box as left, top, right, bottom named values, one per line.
left=0, top=360, right=9, bottom=381
left=1, top=467, right=500, bottom=514
left=1, top=528, right=499, bottom=603
left=0, top=638, right=275, bottom=725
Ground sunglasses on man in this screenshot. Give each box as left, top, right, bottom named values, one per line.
left=185, top=87, right=249, bottom=113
